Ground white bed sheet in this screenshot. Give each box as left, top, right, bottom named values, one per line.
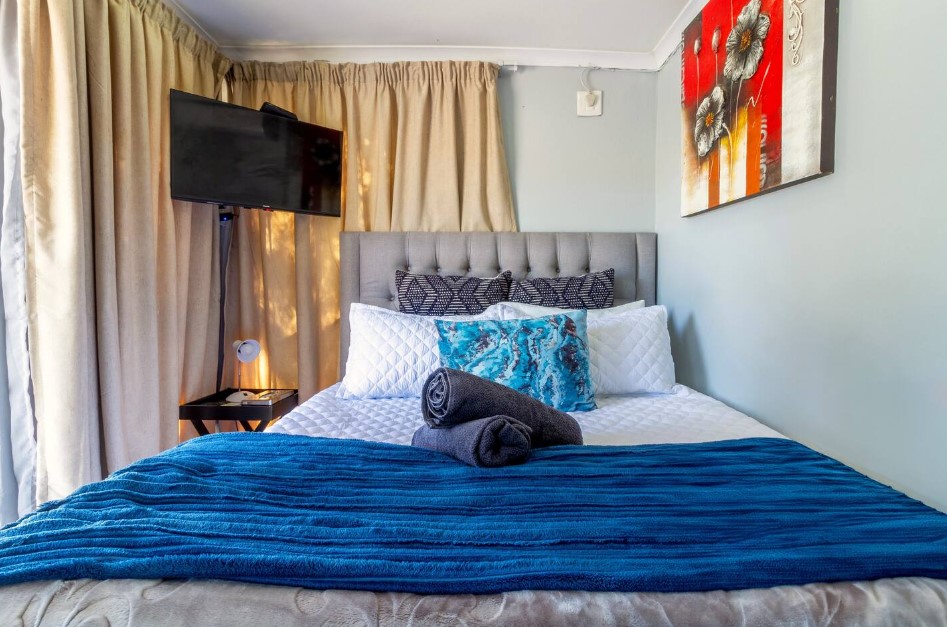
left=269, top=384, right=784, bottom=445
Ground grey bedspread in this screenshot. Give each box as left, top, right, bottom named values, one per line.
left=2, top=578, right=946, bottom=626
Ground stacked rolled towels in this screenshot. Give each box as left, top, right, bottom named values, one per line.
left=411, top=368, right=584, bottom=467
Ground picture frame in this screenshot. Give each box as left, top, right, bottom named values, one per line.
left=681, top=0, right=840, bottom=217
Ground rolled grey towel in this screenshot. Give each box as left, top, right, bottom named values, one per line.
left=411, top=416, right=532, bottom=467
left=421, top=368, right=583, bottom=447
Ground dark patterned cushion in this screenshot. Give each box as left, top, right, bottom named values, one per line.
left=509, top=268, right=615, bottom=309
left=395, top=270, right=512, bottom=316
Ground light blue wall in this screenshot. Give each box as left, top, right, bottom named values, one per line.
left=654, top=1, right=947, bottom=511
left=498, top=66, right=656, bottom=233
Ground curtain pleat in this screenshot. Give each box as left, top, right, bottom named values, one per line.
left=19, top=0, right=230, bottom=503
left=0, top=0, right=33, bottom=524
left=225, top=61, right=516, bottom=400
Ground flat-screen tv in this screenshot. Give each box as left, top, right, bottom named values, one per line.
left=170, top=89, right=342, bottom=217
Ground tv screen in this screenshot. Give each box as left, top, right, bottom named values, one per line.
left=170, top=89, right=342, bottom=217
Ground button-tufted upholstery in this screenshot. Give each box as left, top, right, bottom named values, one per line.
left=339, top=232, right=657, bottom=374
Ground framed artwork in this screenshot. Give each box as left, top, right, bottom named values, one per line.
left=681, top=0, right=839, bottom=217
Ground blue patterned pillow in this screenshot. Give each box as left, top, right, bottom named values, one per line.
left=396, top=270, right=512, bottom=316
left=434, top=312, right=596, bottom=412
left=509, top=268, right=615, bottom=309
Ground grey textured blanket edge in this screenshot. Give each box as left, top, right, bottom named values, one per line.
left=2, top=577, right=947, bottom=627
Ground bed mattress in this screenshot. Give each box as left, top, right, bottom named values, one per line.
left=4, top=388, right=946, bottom=626
left=269, top=383, right=785, bottom=445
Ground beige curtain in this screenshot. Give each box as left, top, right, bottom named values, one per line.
left=19, top=0, right=231, bottom=503
left=226, top=61, right=516, bottom=399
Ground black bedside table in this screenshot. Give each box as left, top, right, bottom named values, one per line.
left=179, top=389, right=299, bottom=436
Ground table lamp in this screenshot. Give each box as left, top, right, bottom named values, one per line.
left=226, top=339, right=261, bottom=402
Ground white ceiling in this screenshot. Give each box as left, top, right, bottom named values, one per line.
left=167, top=0, right=704, bottom=70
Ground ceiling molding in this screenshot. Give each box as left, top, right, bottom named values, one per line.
left=652, top=0, right=706, bottom=69
left=183, top=0, right=708, bottom=72
left=219, top=44, right=659, bottom=70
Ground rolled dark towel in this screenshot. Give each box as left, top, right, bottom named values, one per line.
left=422, top=368, right=584, bottom=447
left=411, top=416, right=532, bottom=467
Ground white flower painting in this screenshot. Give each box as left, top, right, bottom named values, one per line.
left=681, top=0, right=839, bottom=216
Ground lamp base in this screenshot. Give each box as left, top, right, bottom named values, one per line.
left=226, top=390, right=258, bottom=403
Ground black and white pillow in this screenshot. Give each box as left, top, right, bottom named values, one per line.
left=396, top=270, right=512, bottom=316
left=509, top=268, right=615, bottom=309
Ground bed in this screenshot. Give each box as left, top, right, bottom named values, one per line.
left=1, top=232, right=946, bottom=626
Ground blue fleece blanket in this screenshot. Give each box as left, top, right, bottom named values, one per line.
left=1, top=433, right=946, bottom=594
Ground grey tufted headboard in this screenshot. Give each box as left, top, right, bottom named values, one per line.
left=339, top=232, right=657, bottom=374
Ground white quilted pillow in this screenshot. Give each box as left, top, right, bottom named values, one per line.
left=587, top=305, right=676, bottom=394
left=496, top=303, right=675, bottom=394
left=498, top=299, right=645, bottom=321
left=338, top=303, right=502, bottom=399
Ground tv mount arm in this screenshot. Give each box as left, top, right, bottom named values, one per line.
left=259, top=102, right=297, bottom=121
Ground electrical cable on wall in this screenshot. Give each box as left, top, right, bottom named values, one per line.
left=580, top=66, right=598, bottom=107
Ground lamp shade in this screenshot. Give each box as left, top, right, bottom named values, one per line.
left=226, top=339, right=262, bottom=403
left=232, top=339, right=261, bottom=364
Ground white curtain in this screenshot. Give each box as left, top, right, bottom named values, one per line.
left=0, top=0, right=33, bottom=524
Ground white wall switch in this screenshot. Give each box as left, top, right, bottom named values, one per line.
left=577, top=90, right=603, bottom=117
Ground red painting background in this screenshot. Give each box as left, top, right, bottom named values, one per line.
left=682, top=0, right=784, bottom=192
